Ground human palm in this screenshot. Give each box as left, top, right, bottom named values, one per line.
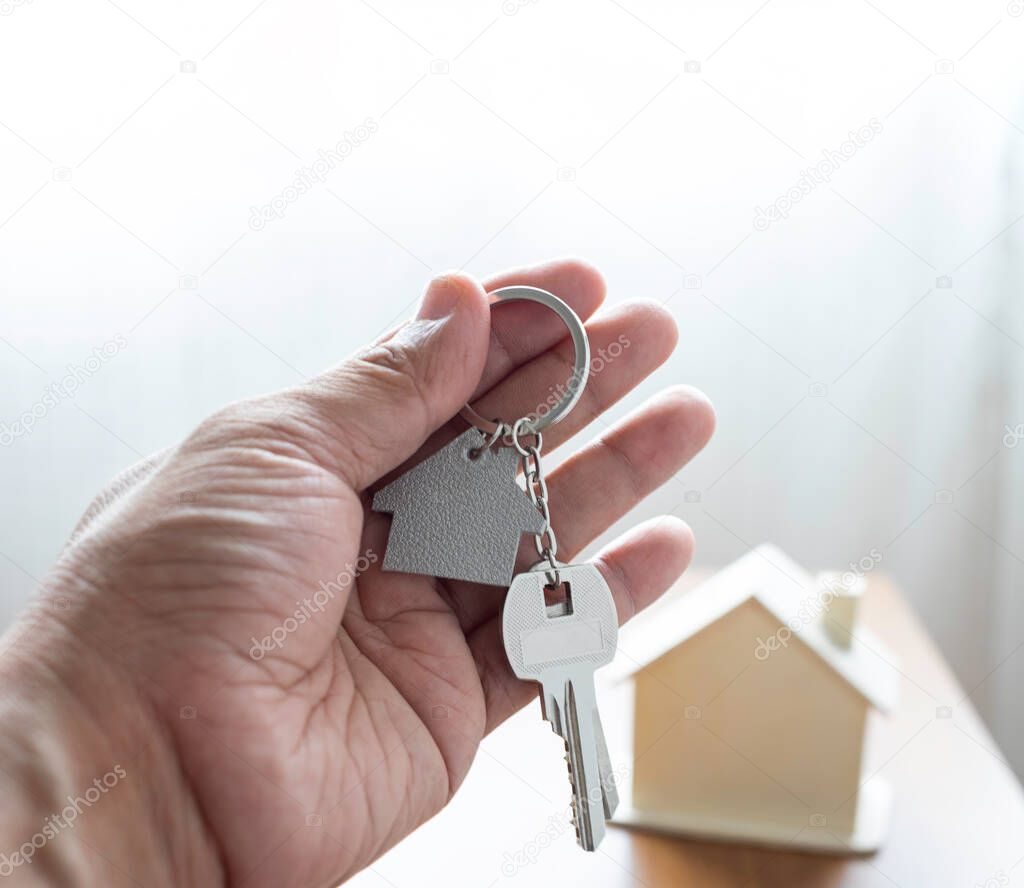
left=7, top=260, right=713, bottom=887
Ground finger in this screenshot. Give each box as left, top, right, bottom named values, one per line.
left=469, top=299, right=679, bottom=452
left=531, top=386, right=715, bottom=561
left=291, top=261, right=605, bottom=492
left=470, top=516, right=695, bottom=733
left=285, top=272, right=491, bottom=490
left=474, top=257, right=606, bottom=400
left=448, top=385, right=714, bottom=632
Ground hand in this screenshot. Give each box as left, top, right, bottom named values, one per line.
left=0, top=260, right=714, bottom=886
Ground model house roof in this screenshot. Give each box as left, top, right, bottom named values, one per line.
left=607, top=544, right=898, bottom=712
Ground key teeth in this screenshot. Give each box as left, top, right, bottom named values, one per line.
left=564, top=738, right=586, bottom=845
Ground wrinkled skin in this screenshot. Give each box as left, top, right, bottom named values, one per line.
left=0, top=260, right=714, bottom=887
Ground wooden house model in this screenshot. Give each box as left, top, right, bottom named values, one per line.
left=607, top=545, right=898, bottom=853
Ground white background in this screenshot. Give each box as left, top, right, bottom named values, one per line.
left=1, top=0, right=1023, bottom=883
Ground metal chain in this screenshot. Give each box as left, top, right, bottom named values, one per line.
left=510, top=417, right=560, bottom=586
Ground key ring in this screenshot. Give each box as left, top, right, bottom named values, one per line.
left=459, top=286, right=590, bottom=436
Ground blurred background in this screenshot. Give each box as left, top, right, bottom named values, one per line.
left=1, top=0, right=1023, bottom=880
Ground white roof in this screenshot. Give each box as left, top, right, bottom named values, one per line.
left=607, top=544, right=899, bottom=712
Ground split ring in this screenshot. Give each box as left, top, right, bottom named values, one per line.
left=459, top=286, right=590, bottom=436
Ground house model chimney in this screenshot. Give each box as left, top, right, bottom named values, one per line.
left=816, top=571, right=867, bottom=648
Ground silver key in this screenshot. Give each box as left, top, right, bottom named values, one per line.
left=502, top=562, right=619, bottom=850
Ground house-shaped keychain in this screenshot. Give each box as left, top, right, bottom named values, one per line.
left=372, top=428, right=547, bottom=587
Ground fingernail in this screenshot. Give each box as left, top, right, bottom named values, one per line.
left=417, top=274, right=463, bottom=321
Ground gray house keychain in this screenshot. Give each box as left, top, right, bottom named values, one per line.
left=372, top=285, right=590, bottom=586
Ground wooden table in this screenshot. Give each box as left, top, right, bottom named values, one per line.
left=358, top=580, right=1024, bottom=888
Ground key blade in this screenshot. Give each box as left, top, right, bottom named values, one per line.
left=594, top=708, right=619, bottom=819
left=564, top=678, right=606, bottom=851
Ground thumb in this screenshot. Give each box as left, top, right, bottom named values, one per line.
left=290, top=272, right=490, bottom=490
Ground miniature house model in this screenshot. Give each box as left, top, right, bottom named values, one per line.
left=609, top=545, right=898, bottom=853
